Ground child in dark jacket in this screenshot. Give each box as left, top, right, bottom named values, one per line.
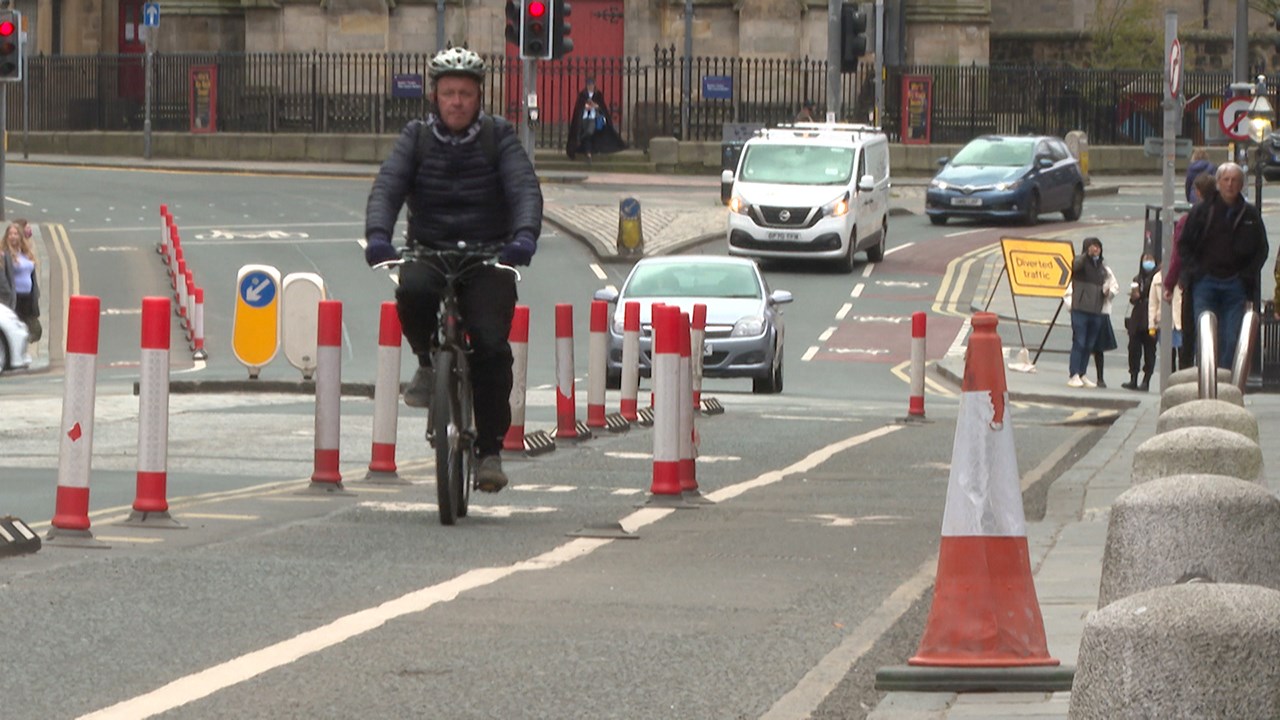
left=1122, top=252, right=1161, bottom=391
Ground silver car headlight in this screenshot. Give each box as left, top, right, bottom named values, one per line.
left=929, top=179, right=949, bottom=190
left=731, top=316, right=766, bottom=337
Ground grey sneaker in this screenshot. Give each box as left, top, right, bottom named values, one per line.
left=404, top=366, right=433, bottom=408
left=475, top=455, right=508, bottom=493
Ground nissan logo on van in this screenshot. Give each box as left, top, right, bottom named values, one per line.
left=778, top=210, right=791, bottom=222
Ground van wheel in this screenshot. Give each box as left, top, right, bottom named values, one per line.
left=866, top=220, right=887, bottom=262
left=837, top=229, right=857, bottom=274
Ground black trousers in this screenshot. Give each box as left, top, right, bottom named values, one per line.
left=396, top=261, right=517, bottom=457
left=1127, top=330, right=1157, bottom=378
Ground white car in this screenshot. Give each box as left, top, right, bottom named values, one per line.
left=0, top=303, right=31, bottom=375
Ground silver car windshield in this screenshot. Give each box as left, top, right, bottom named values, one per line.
left=951, top=137, right=1035, bottom=167
left=624, top=264, right=762, bottom=299
left=738, top=145, right=854, bottom=185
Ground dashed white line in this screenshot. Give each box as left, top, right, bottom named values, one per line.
left=802, top=346, right=819, bottom=361
left=851, top=283, right=865, bottom=298
left=818, top=327, right=835, bottom=342
left=883, top=242, right=913, bottom=256
left=835, top=303, right=852, bottom=320
left=589, top=263, right=608, bottom=280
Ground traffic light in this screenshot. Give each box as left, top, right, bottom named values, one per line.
left=505, top=0, right=520, bottom=47
left=520, top=0, right=552, bottom=60
left=839, top=2, right=866, bottom=73
left=551, top=0, right=573, bottom=59
left=0, top=11, right=21, bottom=82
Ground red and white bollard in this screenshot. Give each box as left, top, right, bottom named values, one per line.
left=647, top=305, right=686, bottom=506
left=677, top=311, right=703, bottom=500
left=48, top=295, right=107, bottom=547
left=366, top=302, right=408, bottom=484
left=504, top=304, right=531, bottom=452
left=176, top=260, right=189, bottom=327
left=168, top=225, right=180, bottom=281
left=907, top=311, right=927, bottom=421
left=691, top=303, right=707, bottom=409
left=619, top=301, right=640, bottom=421
left=127, top=297, right=183, bottom=527
left=192, top=286, right=208, bottom=360
left=183, top=270, right=196, bottom=341
left=158, top=204, right=170, bottom=255
left=555, top=303, right=579, bottom=439
left=586, top=300, right=608, bottom=428
left=308, top=300, right=349, bottom=493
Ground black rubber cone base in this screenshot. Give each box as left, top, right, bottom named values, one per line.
left=875, top=664, right=1076, bottom=693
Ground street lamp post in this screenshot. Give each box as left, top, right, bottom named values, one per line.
left=1247, top=75, right=1273, bottom=211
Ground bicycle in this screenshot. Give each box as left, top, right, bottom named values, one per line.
left=376, top=242, right=519, bottom=526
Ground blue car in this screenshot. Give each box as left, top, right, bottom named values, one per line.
left=925, top=134, right=1085, bottom=226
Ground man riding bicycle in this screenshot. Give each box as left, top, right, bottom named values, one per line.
left=364, top=46, right=543, bottom=492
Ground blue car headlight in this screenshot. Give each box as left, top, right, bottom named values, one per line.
left=995, top=179, right=1022, bottom=192
left=929, top=179, right=949, bottom=190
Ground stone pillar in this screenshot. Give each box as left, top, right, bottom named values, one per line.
left=904, top=0, right=991, bottom=66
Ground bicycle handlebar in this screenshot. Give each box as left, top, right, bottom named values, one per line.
left=371, top=242, right=521, bottom=281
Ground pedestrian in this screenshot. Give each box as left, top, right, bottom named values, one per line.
left=795, top=99, right=816, bottom=123
left=363, top=47, right=543, bottom=493
left=1166, top=171, right=1217, bottom=371
left=1122, top=253, right=1160, bottom=391
left=1184, top=148, right=1216, bottom=204
left=1091, top=249, right=1121, bottom=387
left=1066, top=237, right=1117, bottom=388
left=1, top=221, right=39, bottom=343
left=566, top=77, right=625, bottom=165
left=1177, top=162, right=1270, bottom=367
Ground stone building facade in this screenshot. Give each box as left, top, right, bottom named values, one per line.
left=21, top=0, right=1280, bottom=73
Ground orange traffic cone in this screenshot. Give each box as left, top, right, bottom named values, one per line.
left=876, top=312, right=1074, bottom=692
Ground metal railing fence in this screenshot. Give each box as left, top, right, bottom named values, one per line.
left=7, top=49, right=1256, bottom=149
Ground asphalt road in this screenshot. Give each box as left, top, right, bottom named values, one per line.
left=0, top=165, right=1158, bottom=718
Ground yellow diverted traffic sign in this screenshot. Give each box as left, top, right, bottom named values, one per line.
left=1000, top=237, right=1075, bottom=298
left=232, top=264, right=282, bottom=376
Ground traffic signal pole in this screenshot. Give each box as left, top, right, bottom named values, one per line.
left=826, top=0, right=841, bottom=122
left=143, top=27, right=154, bottom=160
left=520, top=58, right=535, bottom=162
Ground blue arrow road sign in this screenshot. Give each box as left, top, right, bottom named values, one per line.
left=239, top=271, right=277, bottom=308
left=143, top=2, right=160, bottom=27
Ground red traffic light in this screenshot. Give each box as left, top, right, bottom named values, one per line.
left=0, top=21, right=15, bottom=36
left=527, top=1, right=546, bottom=17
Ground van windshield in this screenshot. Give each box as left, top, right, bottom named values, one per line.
left=738, top=145, right=854, bottom=185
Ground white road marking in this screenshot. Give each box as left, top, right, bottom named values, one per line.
left=824, top=347, right=890, bottom=355
left=883, top=242, right=912, bottom=256
left=850, top=283, right=864, bottom=298
left=818, top=327, right=835, bottom=342
left=6, top=196, right=31, bottom=206
left=589, top=264, right=608, bottom=280
left=88, top=246, right=140, bottom=252
left=944, top=228, right=987, bottom=237
left=514, top=484, right=577, bottom=493
left=82, top=425, right=905, bottom=720
left=835, top=303, right=852, bottom=320
left=860, top=263, right=874, bottom=278
left=180, top=513, right=260, bottom=521
left=102, top=308, right=143, bottom=315
left=850, top=315, right=908, bottom=323
left=802, top=346, right=819, bottom=361
left=875, top=280, right=927, bottom=288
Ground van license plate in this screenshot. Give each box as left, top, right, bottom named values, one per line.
left=950, top=197, right=982, bottom=207
left=767, top=231, right=800, bottom=241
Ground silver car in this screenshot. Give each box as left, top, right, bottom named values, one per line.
left=0, top=303, right=31, bottom=376
left=593, top=255, right=792, bottom=394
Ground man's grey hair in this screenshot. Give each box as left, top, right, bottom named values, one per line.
left=1217, top=161, right=1244, bottom=180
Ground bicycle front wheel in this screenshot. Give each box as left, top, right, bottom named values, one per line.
left=432, top=349, right=463, bottom=526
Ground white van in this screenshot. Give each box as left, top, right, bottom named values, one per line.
left=723, top=123, right=890, bottom=273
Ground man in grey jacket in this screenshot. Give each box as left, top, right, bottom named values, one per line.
left=364, top=47, right=543, bottom=492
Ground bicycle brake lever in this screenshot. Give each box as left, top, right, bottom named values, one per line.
left=371, top=259, right=404, bottom=271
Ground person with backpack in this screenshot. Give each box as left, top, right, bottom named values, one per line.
left=363, top=47, right=543, bottom=492
left=1122, top=253, right=1160, bottom=391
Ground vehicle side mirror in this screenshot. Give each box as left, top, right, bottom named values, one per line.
left=1036, top=156, right=1054, bottom=170
left=936, top=156, right=950, bottom=167
left=721, top=169, right=735, bottom=184
left=593, top=287, right=620, bottom=303
left=770, top=289, right=794, bottom=305
left=857, top=174, right=875, bottom=192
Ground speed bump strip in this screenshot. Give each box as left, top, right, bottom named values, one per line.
left=0, top=516, right=41, bottom=556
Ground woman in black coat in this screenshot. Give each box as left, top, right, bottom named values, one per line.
left=566, top=77, right=626, bottom=163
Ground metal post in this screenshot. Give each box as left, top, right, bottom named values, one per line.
left=143, top=28, right=153, bottom=160
left=0, top=83, right=6, bottom=222
left=1257, top=145, right=1265, bottom=211
left=1158, top=10, right=1177, bottom=392
left=21, top=42, right=26, bottom=159
left=681, top=0, right=692, bottom=140
left=1234, top=0, right=1248, bottom=83
left=520, top=58, right=535, bottom=163
left=873, top=0, right=884, bottom=125
left=436, top=0, right=446, bottom=52
left=826, top=0, right=841, bottom=122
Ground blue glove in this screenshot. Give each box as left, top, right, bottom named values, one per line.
left=500, top=232, right=537, bottom=267
left=365, top=232, right=399, bottom=267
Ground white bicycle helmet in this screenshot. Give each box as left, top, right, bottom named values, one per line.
left=429, top=47, right=486, bottom=82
